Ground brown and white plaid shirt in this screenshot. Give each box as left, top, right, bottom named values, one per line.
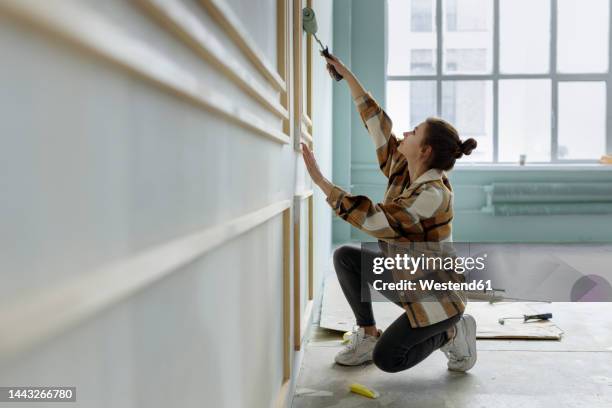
left=326, top=92, right=467, bottom=328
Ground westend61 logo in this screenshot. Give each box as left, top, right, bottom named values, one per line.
left=372, top=253, right=488, bottom=275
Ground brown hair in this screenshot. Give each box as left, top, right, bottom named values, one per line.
left=422, top=117, right=477, bottom=171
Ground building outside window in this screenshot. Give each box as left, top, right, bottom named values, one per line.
left=387, top=0, right=610, bottom=163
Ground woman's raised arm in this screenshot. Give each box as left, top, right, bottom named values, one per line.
left=322, top=53, right=366, bottom=101
left=323, top=53, right=402, bottom=179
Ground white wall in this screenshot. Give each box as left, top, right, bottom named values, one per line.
left=0, top=0, right=333, bottom=406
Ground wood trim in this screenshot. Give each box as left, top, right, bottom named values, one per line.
left=293, top=196, right=301, bottom=350
left=282, top=208, right=291, bottom=381
left=306, top=0, right=313, bottom=121
left=302, top=114, right=313, bottom=130
left=301, top=133, right=313, bottom=147
left=0, top=0, right=290, bottom=145
left=292, top=0, right=304, bottom=151
left=277, top=0, right=289, bottom=84
left=273, top=379, right=291, bottom=408
left=293, top=0, right=314, bottom=149
left=294, top=189, right=314, bottom=200
left=277, top=0, right=290, bottom=136
left=308, top=195, right=314, bottom=301
left=199, top=0, right=286, bottom=93
left=301, top=299, right=314, bottom=344
left=292, top=191, right=315, bottom=351
left=140, top=0, right=289, bottom=121
left=294, top=298, right=313, bottom=351
left=0, top=199, right=291, bottom=361
left=301, top=122, right=313, bottom=145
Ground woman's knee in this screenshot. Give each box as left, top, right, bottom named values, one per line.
left=333, top=245, right=357, bottom=273
left=372, top=343, right=402, bottom=373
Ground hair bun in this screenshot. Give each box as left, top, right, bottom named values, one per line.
left=460, top=138, right=477, bottom=156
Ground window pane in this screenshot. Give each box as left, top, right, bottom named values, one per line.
left=499, top=80, right=551, bottom=162
left=388, top=0, right=437, bottom=75
left=558, top=82, right=606, bottom=159
left=500, top=0, right=550, bottom=74
left=443, top=0, right=493, bottom=74
left=557, top=0, right=609, bottom=73
left=386, top=81, right=437, bottom=137
left=411, top=49, right=436, bottom=74
left=446, top=49, right=488, bottom=73
left=442, top=81, right=493, bottom=162
left=412, top=0, right=434, bottom=32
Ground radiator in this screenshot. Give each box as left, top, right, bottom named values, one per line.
left=482, top=183, right=612, bottom=216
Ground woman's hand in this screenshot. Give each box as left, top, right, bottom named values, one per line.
left=301, top=143, right=334, bottom=196
left=322, top=52, right=368, bottom=100
left=300, top=143, right=334, bottom=196
left=301, top=143, right=324, bottom=184
left=322, top=52, right=351, bottom=79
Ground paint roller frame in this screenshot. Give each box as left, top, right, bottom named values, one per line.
left=302, top=7, right=343, bottom=81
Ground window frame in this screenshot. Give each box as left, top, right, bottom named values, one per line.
left=385, top=0, right=612, bottom=164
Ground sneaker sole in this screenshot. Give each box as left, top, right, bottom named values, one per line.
left=334, top=352, right=373, bottom=366
left=449, top=314, right=477, bottom=372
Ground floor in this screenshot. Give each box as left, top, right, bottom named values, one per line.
left=292, top=300, right=612, bottom=408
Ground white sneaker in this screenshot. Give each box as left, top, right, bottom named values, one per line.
left=440, top=314, right=477, bottom=372
left=334, top=327, right=381, bottom=366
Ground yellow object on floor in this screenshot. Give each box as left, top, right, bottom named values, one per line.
left=600, top=154, right=612, bottom=164
left=342, top=331, right=351, bottom=344
left=349, top=383, right=379, bottom=399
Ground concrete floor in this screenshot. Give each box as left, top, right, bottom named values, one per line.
left=292, top=302, right=612, bottom=408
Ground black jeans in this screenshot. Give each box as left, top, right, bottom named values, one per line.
left=333, top=244, right=462, bottom=373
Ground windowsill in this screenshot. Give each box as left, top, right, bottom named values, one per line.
left=453, top=163, right=612, bottom=171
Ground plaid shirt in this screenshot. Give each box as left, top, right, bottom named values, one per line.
left=326, top=92, right=466, bottom=328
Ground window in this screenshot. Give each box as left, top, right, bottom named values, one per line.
left=411, top=49, right=435, bottom=74
left=411, top=0, right=434, bottom=32
left=387, top=0, right=611, bottom=163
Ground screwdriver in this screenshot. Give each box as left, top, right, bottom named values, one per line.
left=498, top=313, right=553, bottom=325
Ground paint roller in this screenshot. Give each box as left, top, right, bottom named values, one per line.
left=302, top=7, right=343, bottom=81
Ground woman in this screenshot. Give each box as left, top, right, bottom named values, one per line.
left=301, top=53, right=478, bottom=374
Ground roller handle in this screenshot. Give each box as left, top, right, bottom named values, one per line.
left=524, top=313, right=553, bottom=322
left=321, top=47, right=343, bottom=81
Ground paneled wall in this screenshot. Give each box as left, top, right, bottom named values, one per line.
left=0, top=0, right=333, bottom=407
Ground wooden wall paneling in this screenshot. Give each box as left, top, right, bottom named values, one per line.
left=138, top=0, right=288, bottom=121
left=197, top=0, right=292, bottom=138
left=0, top=199, right=291, bottom=362
left=199, top=0, right=286, bottom=93
left=282, top=208, right=291, bottom=380
left=1, top=2, right=301, bottom=405
left=272, top=207, right=291, bottom=408
left=292, top=0, right=315, bottom=351
left=305, top=0, right=313, bottom=131
left=273, top=381, right=290, bottom=408
left=292, top=195, right=301, bottom=349
left=293, top=190, right=314, bottom=351
left=302, top=114, right=313, bottom=131
left=307, top=195, right=314, bottom=300
left=277, top=0, right=290, bottom=135
left=292, top=0, right=304, bottom=150
left=300, top=121, right=313, bottom=144
left=0, top=0, right=290, bottom=145
left=293, top=0, right=313, bottom=147
left=277, top=0, right=288, bottom=84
